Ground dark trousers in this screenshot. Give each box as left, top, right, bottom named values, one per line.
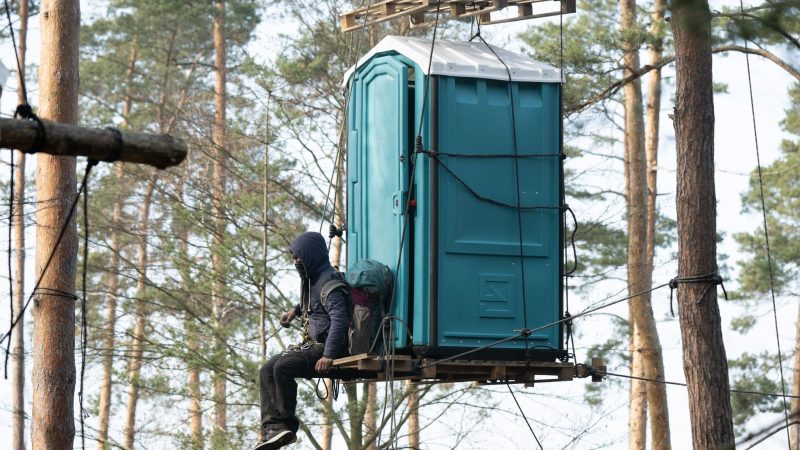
left=259, top=343, right=324, bottom=433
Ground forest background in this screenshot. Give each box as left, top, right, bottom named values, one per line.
left=0, top=0, right=798, bottom=449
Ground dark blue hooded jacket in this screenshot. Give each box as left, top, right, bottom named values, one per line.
left=290, top=232, right=348, bottom=359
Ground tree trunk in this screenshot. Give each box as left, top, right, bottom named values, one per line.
left=629, top=324, right=647, bottom=450
left=407, top=381, right=420, bottom=449
left=365, top=382, right=378, bottom=450
left=11, top=2, right=29, bottom=449
left=791, top=302, right=800, bottom=450
left=211, top=1, right=229, bottom=447
left=97, top=42, right=137, bottom=450
left=96, top=164, right=124, bottom=450
left=671, top=2, right=734, bottom=448
left=31, top=1, right=80, bottom=449
left=620, top=0, right=671, bottom=448
left=123, top=177, right=156, bottom=450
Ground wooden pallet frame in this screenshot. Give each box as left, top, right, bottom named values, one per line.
left=332, top=353, right=604, bottom=385
left=340, top=0, right=576, bottom=33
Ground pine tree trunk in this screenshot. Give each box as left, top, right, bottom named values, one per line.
left=365, top=382, right=378, bottom=450
left=620, top=0, right=671, bottom=447
left=791, top=303, right=800, bottom=450
left=671, top=2, right=734, bottom=448
left=211, top=1, right=229, bottom=447
left=345, top=384, right=363, bottom=448
left=407, top=381, right=420, bottom=449
left=98, top=42, right=137, bottom=450
left=31, top=1, right=79, bottom=448
left=96, top=164, right=124, bottom=450
left=123, top=178, right=156, bottom=450
left=629, top=324, right=647, bottom=450
left=11, top=2, right=29, bottom=449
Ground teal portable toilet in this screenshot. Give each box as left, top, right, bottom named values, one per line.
left=345, top=36, right=566, bottom=362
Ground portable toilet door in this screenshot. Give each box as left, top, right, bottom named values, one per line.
left=345, top=36, right=566, bottom=362
left=346, top=51, right=415, bottom=348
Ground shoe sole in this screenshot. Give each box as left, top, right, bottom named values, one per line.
left=255, top=430, right=296, bottom=450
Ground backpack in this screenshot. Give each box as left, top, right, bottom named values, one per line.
left=320, top=259, right=393, bottom=355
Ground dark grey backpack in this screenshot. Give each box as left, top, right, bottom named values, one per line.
left=320, top=259, right=393, bottom=355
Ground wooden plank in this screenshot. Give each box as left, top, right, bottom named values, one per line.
left=0, top=118, right=186, bottom=169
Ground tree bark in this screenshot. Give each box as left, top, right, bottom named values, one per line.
left=671, top=2, right=734, bottom=448
left=620, top=0, right=671, bottom=447
left=365, top=382, right=378, bottom=450
left=0, top=118, right=186, bottom=168
left=11, top=2, right=29, bottom=449
left=791, top=302, right=800, bottom=450
left=96, top=164, right=124, bottom=450
left=407, top=381, right=420, bottom=449
left=31, top=1, right=79, bottom=449
left=123, top=177, right=156, bottom=450
left=211, top=1, right=229, bottom=447
left=629, top=325, right=647, bottom=450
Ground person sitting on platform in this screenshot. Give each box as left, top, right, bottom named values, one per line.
left=253, top=231, right=349, bottom=450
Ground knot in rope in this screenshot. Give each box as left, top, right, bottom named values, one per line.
left=668, top=272, right=728, bottom=316
left=14, top=104, right=47, bottom=155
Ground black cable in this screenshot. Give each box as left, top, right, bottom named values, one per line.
left=79, top=160, right=97, bottom=450
left=738, top=0, right=790, bottom=443
left=421, top=151, right=563, bottom=211
left=473, top=33, right=532, bottom=354
left=507, top=383, right=544, bottom=450
left=601, top=371, right=800, bottom=400
left=319, top=0, right=375, bottom=239
left=4, top=150, right=13, bottom=378
left=420, top=280, right=672, bottom=370
left=378, top=5, right=442, bottom=448
left=3, top=0, right=26, bottom=101
left=0, top=162, right=97, bottom=354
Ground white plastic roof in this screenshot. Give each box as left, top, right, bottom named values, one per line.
left=343, top=35, right=561, bottom=85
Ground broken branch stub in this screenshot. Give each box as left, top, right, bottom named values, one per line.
left=0, top=118, right=187, bottom=169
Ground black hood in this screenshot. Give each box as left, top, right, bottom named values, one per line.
left=289, top=232, right=331, bottom=281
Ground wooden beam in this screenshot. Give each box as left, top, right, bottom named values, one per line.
left=0, top=118, right=187, bottom=169
left=340, top=0, right=575, bottom=32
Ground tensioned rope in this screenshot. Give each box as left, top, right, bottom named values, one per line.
left=737, top=2, right=790, bottom=446
left=600, top=370, right=800, bottom=400
left=507, top=383, right=544, bottom=449
left=469, top=28, right=533, bottom=352
left=376, top=5, right=444, bottom=449
left=319, top=0, right=375, bottom=242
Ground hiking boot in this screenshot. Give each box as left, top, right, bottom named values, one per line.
left=252, top=428, right=297, bottom=450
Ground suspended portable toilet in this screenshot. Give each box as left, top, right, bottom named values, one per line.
left=344, top=36, right=566, bottom=363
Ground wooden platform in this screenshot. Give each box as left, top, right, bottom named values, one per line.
left=340, top=0, right=577, bottom=32
left=332, top=353, right=604, bottom=385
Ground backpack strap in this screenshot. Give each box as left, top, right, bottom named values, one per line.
left=320, top=277, right=349, bottom=309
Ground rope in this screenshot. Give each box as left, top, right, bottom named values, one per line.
left=377, top=4, right=443, bottom=448
left=667, top=271, right=727, bottom=317
left=472, top=33, right=532, bottom=352
left=79, top=159, right=98, bottom=450
left=4, top=150, right=13, bottom=377
left=0, top=162, right=97, bottom=358
left=600, top=371, right=800, bottom=400
left=507, top=383, right=544, bottom=450
left=319, top=0, right=376, bottom=240
left=418, top=150, right=564, bottom=211
left=420, top=280, right=672, bottom=370
left=738, top=0, right=790, bottom=443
